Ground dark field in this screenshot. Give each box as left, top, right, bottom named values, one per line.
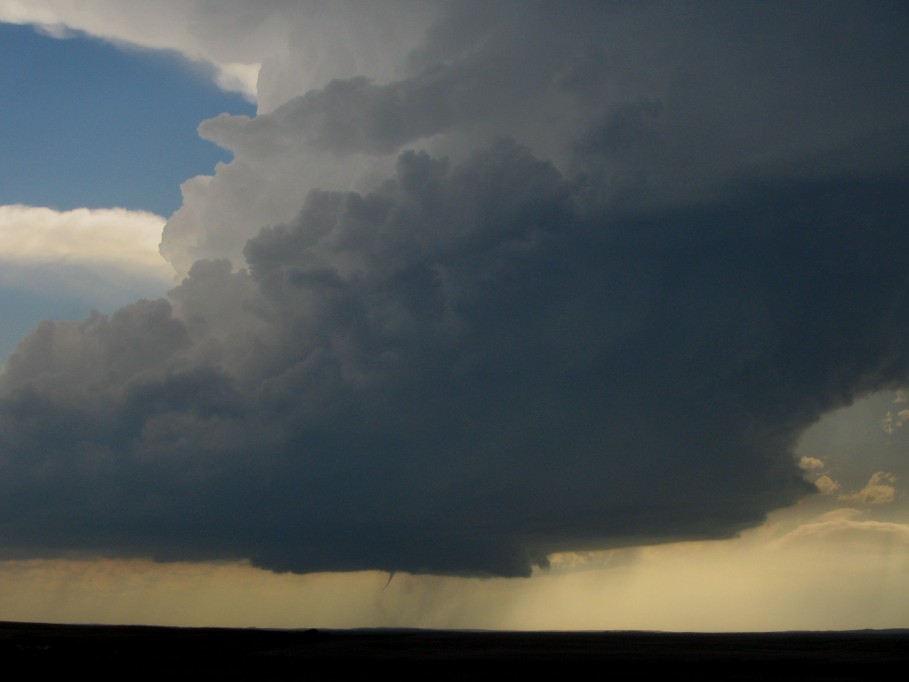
left=2, top=621, right=906, bottom=679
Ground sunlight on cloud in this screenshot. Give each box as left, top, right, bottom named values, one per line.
left=0, top=204, right=171, bottom=279
left=0, top=0, right=58, bottom=26
left=211, top=62, right=259, bottom=103
left=839, top=472, right=897, bottom=505
left=814, top=475, right=841, bottom=495
left=773, top=508, right=909, bottom=546
left=0, top=205, right=174, bottom=347
left=513, top=512, right=909, bottom=632
left=799, top=456, right=825, bottom=471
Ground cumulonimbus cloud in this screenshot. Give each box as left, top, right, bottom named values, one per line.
left=1, top=2, right=908, bottom=577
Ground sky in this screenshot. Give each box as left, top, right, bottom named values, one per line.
left=0, top=0, right=908, bottom=631
left=0, top=20, right=254, bottom=358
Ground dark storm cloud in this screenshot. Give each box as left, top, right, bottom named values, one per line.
left=2, top=2, right=909, bottom=576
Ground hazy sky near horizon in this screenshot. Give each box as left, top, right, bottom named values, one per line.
left=1, top=1, right=908, bottom=630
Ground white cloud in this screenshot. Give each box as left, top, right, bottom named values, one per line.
left=0, top=204, right=171, bottom=279
left=0, top=205, right=175, bottom=326
left=211, top=62, right=260, bottom=101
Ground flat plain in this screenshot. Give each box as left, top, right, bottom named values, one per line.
left=2, top=621, right=906, bottom=679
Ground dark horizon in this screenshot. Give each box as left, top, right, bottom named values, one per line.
left=4, top=620, right=907, bottom=680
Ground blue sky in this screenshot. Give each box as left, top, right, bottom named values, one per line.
left=0, top=23, right=253, bottom=359
left=0, top=22, right=253, bottom=216
left=0, top=2, right=908, bottom=632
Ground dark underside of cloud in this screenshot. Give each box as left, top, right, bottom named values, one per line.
left=1, top=2, right=909, bottom=576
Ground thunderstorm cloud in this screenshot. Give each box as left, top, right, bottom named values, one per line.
left=1, top=1, right=908, bottom=577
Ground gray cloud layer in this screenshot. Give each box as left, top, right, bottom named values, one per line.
left=2, top=2, right=908, bottom=576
